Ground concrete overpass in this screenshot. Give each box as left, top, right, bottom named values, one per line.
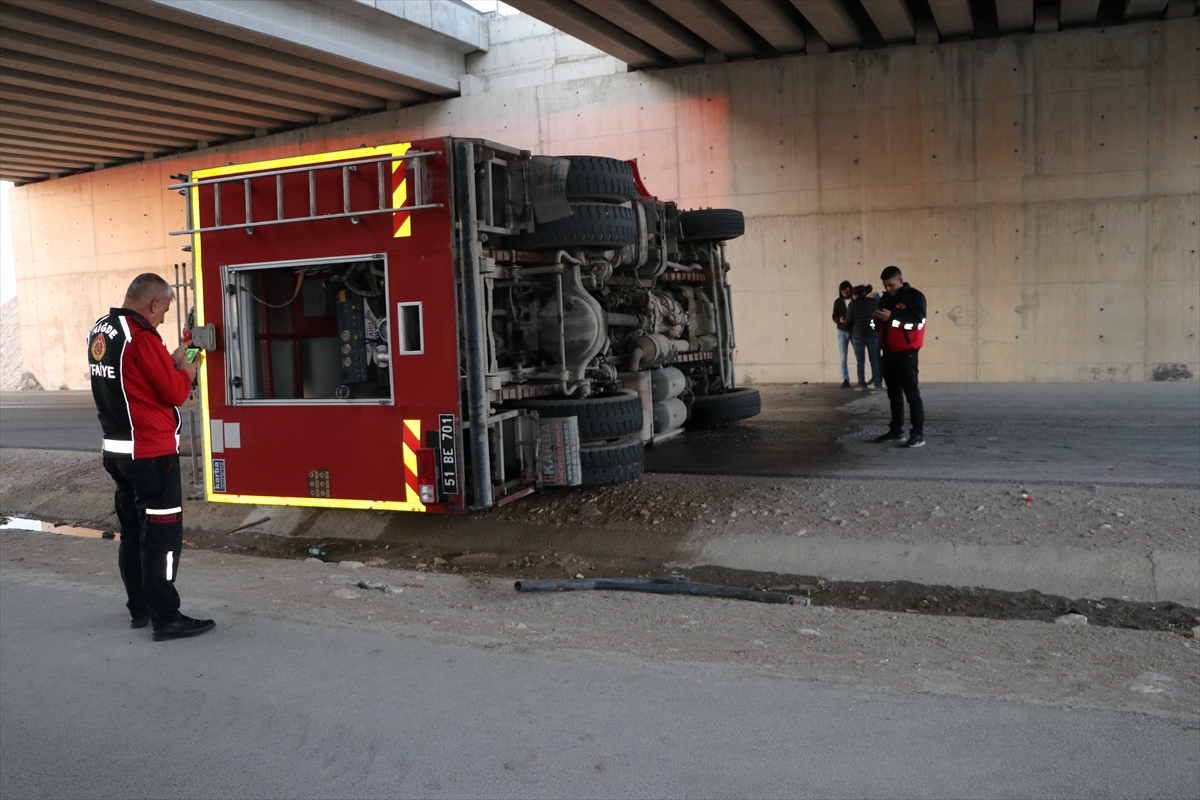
left=2, top=1, right=1197, bottom=185
left=0, top=0, right=486, bottom=184
left=510, top=0, right=1197, bottom=65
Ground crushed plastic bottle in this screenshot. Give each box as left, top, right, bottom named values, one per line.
left=307, top=547, right=328, bottom=561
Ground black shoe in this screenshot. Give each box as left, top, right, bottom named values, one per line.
left=130, top=615, right=150, bottom=629
left=874, top=431, right=905, bottom=443
left=905, top=434, right=925, bottom=448
left=152, top=615, right=215, bottom=642
left=840, top=380, right=851, bottom=388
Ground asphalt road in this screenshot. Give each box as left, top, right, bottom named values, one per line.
left=6, top=383, right=1197, bottom=485
left=0, top=392, right=200, bottom=455
left=0, top=392, right=102, bottom=452
left=647, top=382, right=1200, bottom=486
left=3, top=575, right=1197, bottom=800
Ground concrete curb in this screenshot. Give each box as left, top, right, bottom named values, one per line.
left=690, top=534, right=1200, bottom=607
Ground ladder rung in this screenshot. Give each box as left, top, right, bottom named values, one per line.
left=169, top=151, right=438, bottom=236
left=169, top=202, right=444, bottom=236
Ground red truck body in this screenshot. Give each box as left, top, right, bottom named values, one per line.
left=177, top=137, right=756, bottom=514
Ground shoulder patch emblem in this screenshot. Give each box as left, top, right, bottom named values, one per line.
left=90, top=332, right=107, bottom=361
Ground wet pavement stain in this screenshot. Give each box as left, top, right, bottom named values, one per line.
left=1, top=516, right=114, bottom=539
left=646, top=386, right=863, bottom=476
left=645, top=420, right=852, bottom=476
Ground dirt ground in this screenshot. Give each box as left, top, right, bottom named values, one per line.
left=3, top=393, right=1199, bottom=723
left=2, top=445, right=1197, bottom=634
left=2, top=380, right=1197, bottom=655
left=2, top=528, right=1198, bottom=722
left=165, top=525, right=1200, bottom=634
left=3, top=446, right=1196, bottom=551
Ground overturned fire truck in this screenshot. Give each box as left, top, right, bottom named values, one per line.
left=173, top=137, right=759, bottom=514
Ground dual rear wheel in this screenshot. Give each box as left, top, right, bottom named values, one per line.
left=507, top=390, right=644, bottom=487
left=508, top=386, right=761, bottom=486
left=507, top=157, right=744, bottom=251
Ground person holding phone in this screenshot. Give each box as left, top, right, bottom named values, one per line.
left=872, top=266, right=927, bottom=448
left=88, top=273, right=214, bottom=641
left=845, top=284, right=882, bottom=391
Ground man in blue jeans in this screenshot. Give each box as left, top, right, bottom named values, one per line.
left=845, top=284, right=882, bottom=390
left=832, top=281, right=852, bottom=387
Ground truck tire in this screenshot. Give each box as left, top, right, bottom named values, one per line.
left=689, top=387, right=761, bottom=425
left=579, top=437, right=644, bottom=486
left=508, top=204, right=637, bottom=250
left=679, top=208, right=745, bottom=241
left=563, top=156, right=639, bottom=202
left=508, top=389, right=643, bottom=440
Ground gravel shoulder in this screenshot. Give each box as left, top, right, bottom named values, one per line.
left=2, top=446, right=1196, bottom=604
left=2, top=528, right=1197, bottom=721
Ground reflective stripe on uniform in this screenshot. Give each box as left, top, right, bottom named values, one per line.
left=146, top=506, right=182, bottom=515
left=166, top=551, right=174, bottom=581
left=891, top=318, right=927, bottom=330
left=103, top=438, right=134, bottom=454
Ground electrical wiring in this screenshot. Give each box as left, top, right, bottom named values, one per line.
left=241, top=269, right=305, bottom=308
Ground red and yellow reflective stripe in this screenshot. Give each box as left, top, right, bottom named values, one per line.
left=402, top=419, right=424, bottom=508
left=391, top=142, right=412, bottom=237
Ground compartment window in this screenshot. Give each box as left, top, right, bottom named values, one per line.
left=223, top=256, right=392, bottom=404
left=398, top=302, right=423, bottom=354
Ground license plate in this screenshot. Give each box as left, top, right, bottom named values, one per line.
left=437, top=414, right=459, bottom=495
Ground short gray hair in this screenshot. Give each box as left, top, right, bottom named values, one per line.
left=124, top=273, right=174, bottom=304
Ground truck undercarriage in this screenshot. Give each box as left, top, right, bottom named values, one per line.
left=452, top=141, right=760, bottom=508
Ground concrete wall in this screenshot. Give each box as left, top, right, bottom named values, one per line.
left=10, top=15, right=1198, bottom=389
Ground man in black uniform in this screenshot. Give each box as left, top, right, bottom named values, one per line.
left=89, top=273, right=215, bottom=641
left=872, top=266, right=927, bottom=448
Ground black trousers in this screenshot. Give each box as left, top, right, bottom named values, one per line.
left=881, top=350, right=924, bottom=436
left=104, top=454, right=184, bottom=626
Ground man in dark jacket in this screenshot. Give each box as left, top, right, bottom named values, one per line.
left=872, top=266, right=927, bottom=447
left=89, top=273, right=214, bottom=641
left=844, top=285, right=882, bottom=390
left=832, top=281, right=852, bottom=387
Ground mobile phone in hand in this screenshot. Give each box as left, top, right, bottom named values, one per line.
left=185, top=347, right=201, bottom=363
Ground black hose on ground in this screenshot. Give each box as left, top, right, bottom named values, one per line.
left=514, top=577, right=807, bottom=605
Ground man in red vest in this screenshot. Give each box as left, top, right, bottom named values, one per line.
left=88, top=273, right=214, bottom=641
left=872, top=266, right=927, bottom=448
